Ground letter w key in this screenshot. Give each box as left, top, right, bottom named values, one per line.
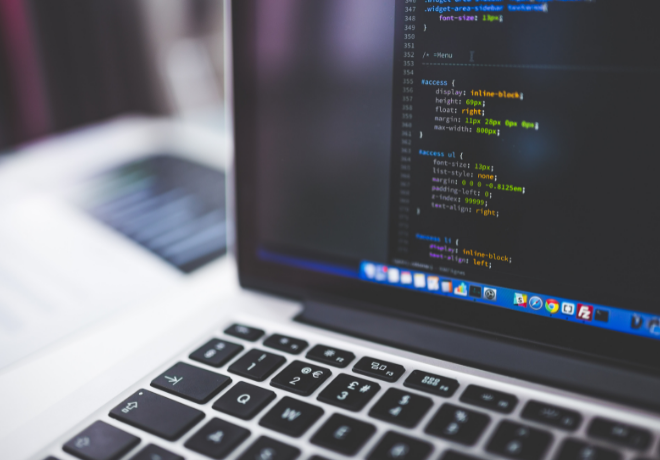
left=282, top=408, right=301, bottom=421
left=259, top=397, right=325, bottom=437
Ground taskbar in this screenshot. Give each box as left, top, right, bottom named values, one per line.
left=359, top=261, right=660, bottom=341
left=256, top=249, right=660, bottom=341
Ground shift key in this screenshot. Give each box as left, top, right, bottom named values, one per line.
left=110, top=389, right=204, bottom=440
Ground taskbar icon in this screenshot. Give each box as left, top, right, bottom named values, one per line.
left=514, top=293, right=527, bottom=307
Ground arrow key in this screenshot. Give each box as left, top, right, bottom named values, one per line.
left=151, top=362, right=231, bottom=404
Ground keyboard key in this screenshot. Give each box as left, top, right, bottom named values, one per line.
left=486, top=421, right=553, bottom=460
left=189, top=338, right=244, bottom=367
left=228, top=349, right=286, bottom=381
left=521, top=400, right=582, bottom=431
left=460, top=385, right=517, bottom=413
left=63, top=421, right=140, bottom=460
left=425, top=404, right=490, bottom=446
left=369, top=388, right=433, bottom=428
left=225, top=324, right=264, bottom=341
left=129, top=444, right=183, bottom=460
left=367, top=431, right=433, bottom=460
left=404, top=370, right=459, bottom=398
left=151, top=362, right=231, bottom=404
left=44, top=457, right=61, bottom=460
left=317, top=373, right=380, bottom=411
left=237, top=436, right=301, bottom=460
left=353, top=356, right=405, bottom=382
left=442, top=450, right=485, bottom=460
left=184, top=417, right=250, bottom=459
left=264, top=334, right=308, bottom=354
left=270, top=360, right=331, bottom=396
left=310, top=413, right=376, bottom=456
left=260, top=396, right=324, bottom=437
left=306, top=344, right=355, bottom=368
left=588, top=417, right=651, bottom=450
left=213, top=381, right=276, bottom=420
left=556, top=439, right=622, bottom=460
left=109, top=389, right=204, bottom=440
left=309, top=457, right=331, bottom=460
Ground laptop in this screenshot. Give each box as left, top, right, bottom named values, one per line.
left=5, top=0, right=660, bottom=459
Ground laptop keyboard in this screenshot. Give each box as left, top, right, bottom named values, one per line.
left=45, top=323, right=659, bottom=460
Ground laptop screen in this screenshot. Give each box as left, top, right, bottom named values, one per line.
left=232, top=0, right=660, bottom=370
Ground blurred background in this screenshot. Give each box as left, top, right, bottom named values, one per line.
left=0, top=0, right=231, bottom=370
left=0, top=0, right=226, bottom=147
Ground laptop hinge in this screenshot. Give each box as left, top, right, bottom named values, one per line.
left=296, top=298, right=660, bottom=413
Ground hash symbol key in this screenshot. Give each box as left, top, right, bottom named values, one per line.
left=317, top=373, right=380, bottom=412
